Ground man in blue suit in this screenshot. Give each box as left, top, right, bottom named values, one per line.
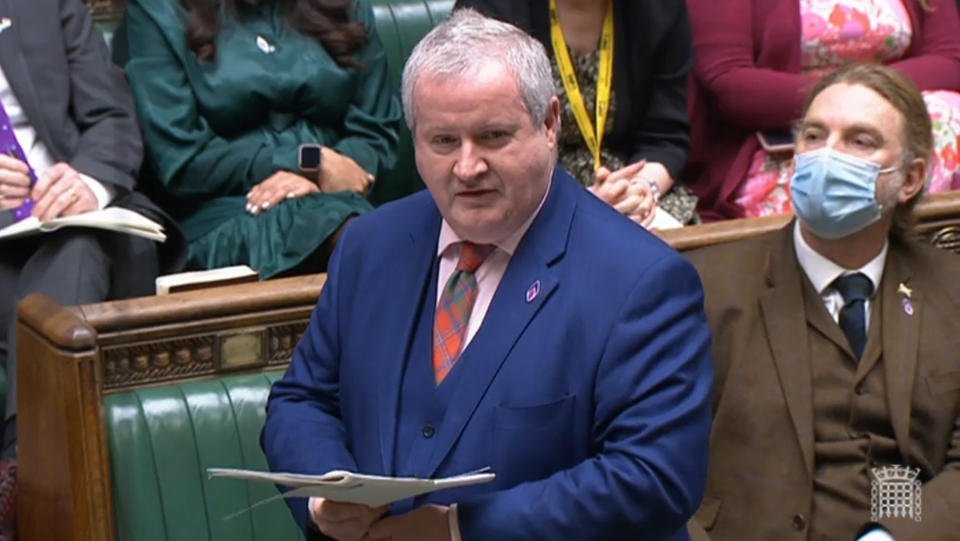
left=262, top=9, right=713, bottom=541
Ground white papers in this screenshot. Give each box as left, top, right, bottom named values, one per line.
left=207, top=468, right=495, bottom=509
left=155, top=265, right=259, bottom=294
left=0, top=207, right=166, bottom=242
left=649, top=207, right=683, bottom=230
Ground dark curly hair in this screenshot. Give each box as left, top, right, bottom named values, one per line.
left=180, top=0, right=369, bottom=68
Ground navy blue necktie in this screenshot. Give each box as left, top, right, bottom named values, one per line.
left=832, top=273, right=873, bottom=358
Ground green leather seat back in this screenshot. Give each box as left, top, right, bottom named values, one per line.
left=367, top=0, right=454, bottom=206
left=104, top=371, right=302, bottom=541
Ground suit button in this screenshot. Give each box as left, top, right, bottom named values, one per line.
left=792, top=513, right=806, bottom=531
left=422, top=424, right=435, bottom=438
left=856, top=384, right=867, bottom=395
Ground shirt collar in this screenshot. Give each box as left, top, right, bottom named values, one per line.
left=793, top=220, right=887, bottom=295
left=437, top=175, right=552, bottom=258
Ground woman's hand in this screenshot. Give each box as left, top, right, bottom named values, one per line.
left=318, top=148, right=374, bottom=196
left=246, top=171, right=319, bottom=215
left=590, top=160, right=657, bottom=227
left=636, top=161, right=673, bottom=197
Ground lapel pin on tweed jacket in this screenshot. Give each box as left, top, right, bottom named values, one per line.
left=897, top=282, right=913, bottom=298
left=899, top=282, right=915, bottom=315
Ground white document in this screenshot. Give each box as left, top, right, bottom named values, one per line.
left=0, top=207, right=166, bottom=242
left=155, top=265, right=259, bottom=294
left=649, top=207, right=683, bottom=230
left=207, top=468, right=496, bottom=510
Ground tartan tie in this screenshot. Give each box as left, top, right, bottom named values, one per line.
left=433, top=241, right=495, bottom=385
left=833, top=272, right=874, bottom=359
left=0, top=97, right=37, bottom=221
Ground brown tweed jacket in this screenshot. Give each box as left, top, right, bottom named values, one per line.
left=685, top=223, right=960, bottom=541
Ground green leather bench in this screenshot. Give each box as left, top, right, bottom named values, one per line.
left=18, top=275, right=328, bottom=541
left=19, top=2, right=453, bottom=539
left=105, top=372, right=297, bottom=541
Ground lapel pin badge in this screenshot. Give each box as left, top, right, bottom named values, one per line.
left=525, top=280, right=541, bottom=303
left=902, top=297, right=914, bottom=316
left=897, top=282, right=913, bottom=298
left=256, top=35, right=276, bottom=54
left=0, top=18, right=11, bottom=34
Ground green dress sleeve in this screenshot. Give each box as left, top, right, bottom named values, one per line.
left=119, top=0, right=292, bottom=199
left=329, top=0, right=402, bottom=178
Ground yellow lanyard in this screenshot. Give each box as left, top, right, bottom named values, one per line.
left=549, top=0, right=614, bottom=170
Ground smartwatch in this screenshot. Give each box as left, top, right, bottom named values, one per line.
left=298, top=143, right=323, bottom=173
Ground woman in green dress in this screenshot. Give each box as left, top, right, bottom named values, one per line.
left=115, top=0, right=401, bottom=278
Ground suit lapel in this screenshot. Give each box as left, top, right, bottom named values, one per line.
left=0, top=0, right=55, bottom=155
left=880, top=244, right=920, bottom=461
left=855, top=289, right=884, bottom=382
left=417, top=168, right=574, bottom=479
left=758, top=226, right=815, bottom=476
left=377, top=195, right=443, bottom=475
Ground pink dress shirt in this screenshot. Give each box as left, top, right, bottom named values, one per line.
left=434, top=180, right=551, bottom=349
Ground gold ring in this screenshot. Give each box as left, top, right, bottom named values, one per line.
left=68, top=187, right=79, bottom=200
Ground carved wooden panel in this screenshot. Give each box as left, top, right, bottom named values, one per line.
left=101, top=319, right=308, bottom=390
left=269, top=321, right=310, bottom=364
left=102, top=334, right=217, bottom=390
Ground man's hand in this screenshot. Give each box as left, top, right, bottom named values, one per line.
left=309, top=498, right=389, bottom=541
left=246, top=171, right=319, bottom=215
left=319, top=148, right=374, bottom=196
left=363, top=504, right=452, bottom=541
left=30, top=162, right=97, bottom=220
left=0, top=153, right=32, bottom=210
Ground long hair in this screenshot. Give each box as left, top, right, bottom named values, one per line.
left=180, top=0, right=369, bottom=68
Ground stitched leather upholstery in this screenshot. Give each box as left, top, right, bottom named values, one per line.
left=105, top=371, right=301, bottom=541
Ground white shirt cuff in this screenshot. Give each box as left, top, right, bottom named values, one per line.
left=78, top=173, right=115, bottom=209
left=448, top=503, right=462, bottom=541
left=857, top=527, right=895, bottom=541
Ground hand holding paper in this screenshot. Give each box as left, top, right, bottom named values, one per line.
left=206, top=467, right=495, bottom=511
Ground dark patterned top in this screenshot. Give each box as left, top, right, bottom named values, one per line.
left=550, top=47, right=699, bottom=225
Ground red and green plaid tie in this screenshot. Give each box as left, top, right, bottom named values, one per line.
left=433, top=241, right=495, bottom=385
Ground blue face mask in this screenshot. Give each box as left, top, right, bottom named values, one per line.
left=790, top=147, right=897, bottom=239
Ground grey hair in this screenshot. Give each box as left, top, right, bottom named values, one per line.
left=401, top=8, right=555, bottom=131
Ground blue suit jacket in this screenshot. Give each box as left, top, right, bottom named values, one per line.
left=262, top=168, right=714, bottom=540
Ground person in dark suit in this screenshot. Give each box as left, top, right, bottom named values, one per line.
left=0, top=1, right=183, bottom=537
left=262, top=9, right=713, bottom=541
left=687, top=64, right=960, bottom=540
left=453, top=0, right=698, bottom=227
